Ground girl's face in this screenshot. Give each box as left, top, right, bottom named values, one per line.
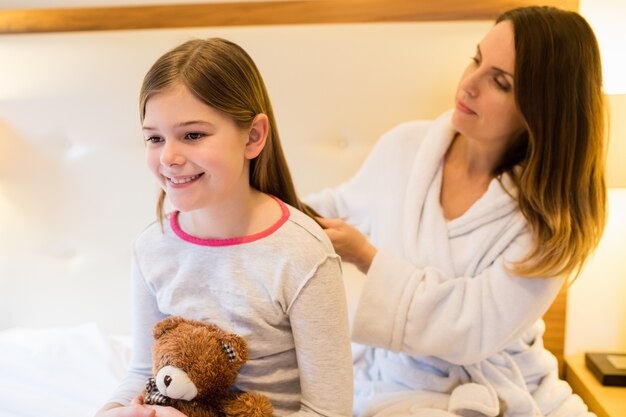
left=142, top=83, right=254, bottom=213
left=451, top=20, right=525, bottom=148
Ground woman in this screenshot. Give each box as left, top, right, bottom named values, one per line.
left=307, top=6, right=605, bottom=416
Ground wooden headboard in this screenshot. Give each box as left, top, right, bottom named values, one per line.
left=543, top=286, right=568, bottom=376
left=0, top=0, right=578, bottom=34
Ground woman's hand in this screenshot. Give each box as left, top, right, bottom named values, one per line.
left=316, top=217, right=377, bottom=274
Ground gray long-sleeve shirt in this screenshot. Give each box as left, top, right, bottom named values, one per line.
left=109, top=199, right=353, bottom=417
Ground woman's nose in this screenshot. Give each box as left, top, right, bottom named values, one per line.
left=460, top=72, right=480, bottom=99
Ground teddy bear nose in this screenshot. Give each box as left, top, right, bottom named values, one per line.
left=164, top=375, right=172, bottom=387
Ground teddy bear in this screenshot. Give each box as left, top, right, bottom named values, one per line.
left=142, top=316, right=274, bottom=417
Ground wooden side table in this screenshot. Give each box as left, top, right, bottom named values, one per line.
left=564, top=354, right=626, bottom=417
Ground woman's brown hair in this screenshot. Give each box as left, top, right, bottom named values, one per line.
left=496, top=6, right=607, bottom=278
left=139, top=38, right=318, bottom=225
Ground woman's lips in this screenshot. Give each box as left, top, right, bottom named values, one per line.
left=456, top=100, right=476, bottom=115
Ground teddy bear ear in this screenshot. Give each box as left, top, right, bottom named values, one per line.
left=221, top=333, right=248, bottom=365
left=153, top=316, right=186, bottom=340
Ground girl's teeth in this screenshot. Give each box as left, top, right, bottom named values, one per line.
left=170, top=175, right=199, bottom=184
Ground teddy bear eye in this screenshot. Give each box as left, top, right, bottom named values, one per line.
left=221, top=342, right=237, bottom=362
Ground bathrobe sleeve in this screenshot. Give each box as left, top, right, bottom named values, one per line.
left=353, top=235, right=564, bottom=365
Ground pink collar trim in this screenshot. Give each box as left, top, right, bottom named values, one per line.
left=169, top=196, right=290, bottom=247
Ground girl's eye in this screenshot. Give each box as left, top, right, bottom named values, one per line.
left=146, top=136, right=162, bottom=144
left=185, top=132, right=205, bottom=141
left=471, top=55, right=480, bottom=66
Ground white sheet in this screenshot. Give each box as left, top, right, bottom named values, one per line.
left=0, top=323, right=130, bottom=417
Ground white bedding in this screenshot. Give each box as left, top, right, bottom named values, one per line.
left=0, top=324, right=131, bottom=417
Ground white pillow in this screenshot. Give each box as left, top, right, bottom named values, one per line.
left=0, top=323, right=130, bottom=417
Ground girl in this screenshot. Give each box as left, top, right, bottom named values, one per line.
left=95, top=38, right=352, bottom=417
left=307, top=6, right=606, bottom=417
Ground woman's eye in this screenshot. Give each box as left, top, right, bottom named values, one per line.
left=471, top=56, right=480, bottom=65
left=185, top=132, right=205, bottom=140
left=494, top=77, right=512, bottom=92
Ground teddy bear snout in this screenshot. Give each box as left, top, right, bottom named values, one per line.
left=156, top=365, right=199, bottom=401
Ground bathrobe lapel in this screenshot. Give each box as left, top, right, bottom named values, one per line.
left=402, top=111, right=456, bottom=273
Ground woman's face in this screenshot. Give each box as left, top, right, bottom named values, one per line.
left=451, top=20, right=525, bottom=148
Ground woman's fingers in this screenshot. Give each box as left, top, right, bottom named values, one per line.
left=315, top=216, right=344, bottom=229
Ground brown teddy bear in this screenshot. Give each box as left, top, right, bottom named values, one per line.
left=142, top=316, right=274, bottom=417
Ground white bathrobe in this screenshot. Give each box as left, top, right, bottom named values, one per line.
left=306, top=111, right=594, bottom=417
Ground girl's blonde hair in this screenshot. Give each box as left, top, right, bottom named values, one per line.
left=495, top=7, right=607, bottom=278
left=139, top=38, right=318, bottom=225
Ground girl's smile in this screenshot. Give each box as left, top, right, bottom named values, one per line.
left=165, top=173, right=204, bottom=187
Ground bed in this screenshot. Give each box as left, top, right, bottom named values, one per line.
left=0, top=1, right=578, bottom=416
left=0, top=283, right=569, bottom=417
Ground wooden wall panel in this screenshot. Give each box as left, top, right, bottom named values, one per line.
left=0, top=0, right=578, bottom=34
left=543, top=286, right=569, bottom=377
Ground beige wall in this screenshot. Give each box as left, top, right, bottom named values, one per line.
left=566, top=189, right=626, bottom=354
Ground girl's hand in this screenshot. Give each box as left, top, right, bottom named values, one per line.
left=316, top=217, right=377, bottom=274
left=144, top=406, right=188, bottom=417
left=133, top=394, right=188, bottom=417
left=131, top=395, right=146, bottom=406
left=94, top=401, right=156, bottom=417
